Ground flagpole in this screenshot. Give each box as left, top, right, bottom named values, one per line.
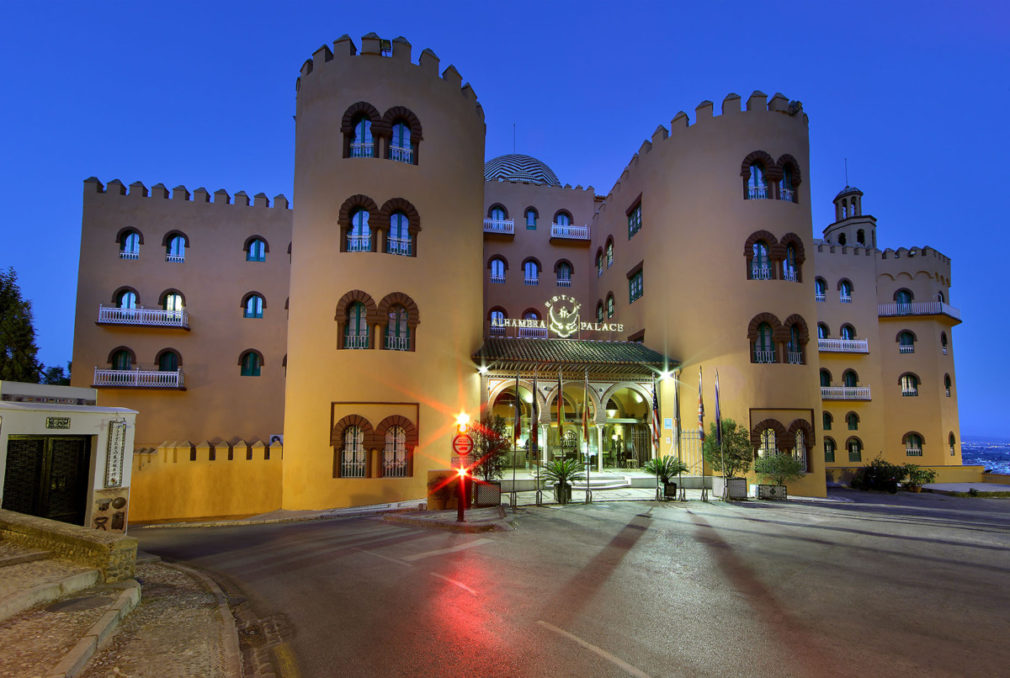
left=652, top=376, right=661, bottom=502
left=699, top=366, right=708, bottom=502
left=534, top=371, right=542, bottom=506
left=511, top=372, right=519, bottom=512
left=584, top=367, right=592, bottom=504
left=717, top=370, right=727, bottom=501
left=675, top=371, right=685, bottom=501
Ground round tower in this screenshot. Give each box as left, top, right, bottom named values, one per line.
left=282, top=34, right=486, bottom=509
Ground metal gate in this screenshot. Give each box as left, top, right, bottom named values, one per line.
left=2, top=436, right=91, bottom=525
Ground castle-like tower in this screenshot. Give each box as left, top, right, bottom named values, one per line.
left=281, top=35, right=486, bottom=509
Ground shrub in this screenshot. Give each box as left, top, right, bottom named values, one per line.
left=851, top=456, right=905, bottom=492
left=643, top=456, right=690, bottom=484
left=702, top=418, right=754, bottom=478
left=471, top=414, right=510, bottom=481
left=904, top=464, right=937, bottom=487
left=754, top=453, right=805, bottom=486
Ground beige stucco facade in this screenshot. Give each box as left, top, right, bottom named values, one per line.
left=66, top=33, right=965, bottom=518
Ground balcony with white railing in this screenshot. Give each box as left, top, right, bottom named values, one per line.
left=821, top=386, right=872, bottom=400
left=489, top=274, right=505, bottom=284
left=782, top=267, right=798, bottom=282
left=840, top=294, right=852, bottom=304
left=780, top=188, right=795, bottom=202
left=489, top=325, right=506, bottom=337
left=386, top=238, right=412, bottom=256
left=787, top=351, right=804, bottom=365
left=385, top=336, right=410, bottom=351
left=747, top=186, right=768, bottom=200
left=97, top=305, right=189, bottom=329
left=550, top=223, right=591, bottom=241
left=350, top=142, right=374, bottom=158
left=119, top=250, right=139, bottom=260
left=165, top=253, right=185, bottom=263
left=750, top=265, right=772, bottom=280
left=347, top=235, right=371, bottom=252
left=815, top=293, right=826, bottom=302
left=818, top=338, right=869, bottom=353
left=753, top=350, right=776, bottom=364
left=878, top=301, right=961, bottom=322
left=483, top=218, right=515, bottom=235
left=524, top=277, right=539, bottom=286
left=556, top=278, right=572, bottom=288
left=93, top=368, right=184, bottom=389
left=517, top=326, right=548, bottom=339
left=899, top=344, right=914, bottom=354
left=389, top=145, right=412, bottom=164
left=345, top=334, right=370, bottom=349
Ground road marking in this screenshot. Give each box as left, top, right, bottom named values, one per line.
left=352, top=547, right=412, bottom=566
left=401, top=537, right=493, bottom=561
left=272, top=642, right=301, bottom=678
left=537, top=620, right=652, bottom=678
left=429, top=572, right=477, bottom=595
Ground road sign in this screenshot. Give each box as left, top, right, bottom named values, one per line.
left=452, top=434, right=474, bottom=456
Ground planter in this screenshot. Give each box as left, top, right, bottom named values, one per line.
left=474, top=480, right=502, bottom=506
left=663, top=481, right=678, bottom=499
left=906, top=484, right=922, bottom=493
left=713, top=476, right=748, bottom=500
left=554, top=483, right=572, bottom=505
left=757, top=484, right=787, bottom=500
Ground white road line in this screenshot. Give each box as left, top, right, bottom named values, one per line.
left=537, top=620, right=652, bottom=678
left=351, top=547, right=412, bottom=567
left=429, top=572, right=477, bottom=595
left=401, top=538, right=494, bottom=562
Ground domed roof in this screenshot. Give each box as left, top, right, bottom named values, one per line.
left=484, top=154, right=561, bottom=187
left=834, top=185, right=863, bottom=199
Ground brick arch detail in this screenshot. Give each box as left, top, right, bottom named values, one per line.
left=747, top=312, right=782, bottom=341
left=340, top=102, right=382, bottom=135
left=243, top=234, right=270, bottom=253
left=782, top=314, right=809, bottom=344
left=111, top=286, right=140, bottom=305
left=374, top=415, right=419, bottom=450
left=902, top=430, right=926, bottom=446
left=240, top=290, right=266, bottom=309
left=740, top=150, right=781, bottom=180
left=330, top=414, right=374, bottom=447
left=743, top=230, right=779, bottom=256
left=837, top=277, right=854, bottom=291
left=377, top=197, right=421, bottom=234
left=751, top=418, right=791, bottom=452
left=488, top=255, right=509, bottom=271
left=487, top=203, right=509, bottom=219
left=236, top=348, right=264, bottom=366
left=115, top=226, right=143, bottom=245
left=554, top=258, right=575, bottom=275
left=154, top=347, right=183, bottom=367
left=779, top=233, right=806, bottom=264
left=776, top=154, right=803, bottom=186
left=377, top=292, right=420, bottom=327
left=162, top=229, right=190, bottom=248
left=337, top=195, right=379, bottom=252
left=335, top=289, right=380, bottom=325
left=380, top=106, right=423, bottom=140
left=106, top=345, right=136, bottom=366
left=788, top=418, right=815, bottom=448
left=896, top=329, right=917, bottom=342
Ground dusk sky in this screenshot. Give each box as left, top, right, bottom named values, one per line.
left=1, top=1, right=1006, bottom=437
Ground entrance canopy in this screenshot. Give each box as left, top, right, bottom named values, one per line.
left=472, top=337, right=676, bottom=380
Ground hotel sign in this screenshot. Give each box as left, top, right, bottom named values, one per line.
left=490, top=295, right=624, bottom=338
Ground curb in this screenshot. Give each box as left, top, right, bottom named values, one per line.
left=0, top=568, right=101, bottom=623
left=45, top=579, right=141, bottom=678
left=162, top=561, right=243, bottom=678
left=133, top=499, right=426, bottom=530
left=382, top=506, right=513, bottom=533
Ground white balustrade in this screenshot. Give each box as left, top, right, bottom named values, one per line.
left=556, top=278, right=572, bottom=287
left=877, top=301, right=961, bottom=321
left=753, top=349, right=776, bottom=364
left=119, top=250, right=139, bottom=260
left=821, top=386, right=872, bottom=400
left=389, top=145, right=412, bottom=163
left=902, top=388, right=919, bottom=397
left=751, top=265, right=772, bottom=280
left=489, top=275, right=505, bottom=284
left=517, top=326, right=548, bottom=339
left=817, top=338, right=869, bottom=353
left=345, top=334, right=370, bottom=349
left=387, top=237, right=412, bottom=256
left=550, top=223, right=590, bottom=240
left=98, top=305, right=189, bottom=328
left=787, top=351, right=804, bottom=364
left=905, top=447, right=923, bottom=457
left=350, top=142, right=373, bottom=158
left=524, top=277, right=539, bottom=286
left=347, top=235, right=371, bottom=252
left=898, top=344, right=914, bottom=353
left=840, top=294, right=852, bottom=303
left=780, top=188, right=795, bottom=202
left=93, top=368, right=184, bottom=388
left=782, top=267, right=798, bottom=282
left=385, top=335, right=410, bottom=351
left=165, top=253, right=185, bottom=263
left=747, top=185, right=768, bottom=199
left=815, top=293, right=826, bottom=302
left=483, top=218, right=515, bottom=235
left=489, top=325, right=506, bottom=337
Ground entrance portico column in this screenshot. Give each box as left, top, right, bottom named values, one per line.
left=595, top=424, right=605, bottom=472
left=539, top=424, right=548, bottom=464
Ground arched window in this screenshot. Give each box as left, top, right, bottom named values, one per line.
left=948, top=432, right=956, bottom=456
left=554, top=211, right=571, bottom=227
left=822, top=412, right=833, bottom=431
left=351, top=116, right=373, bottom=157
left=389, top=122, right=411, bottom=163
left=596, top=302, right=604, bottom=322
left=754, top=323, right=775, bottom=363
left=820, top=369, right=831, bottom=387
left=758, top=428, right=776, bottom=458
left=846, top=412, right=859, bottom=430
left=348, top=209, right=371, bottom=252
left=489, top=309, right=506, bottom=336
left=843, top=370, right=858, bottom=388
left=787, top=324, right=803, bottom=364
left=110, top=348, right=133, bottom=371
left=157, top=349, right=180, bottom=372
left=793, top=430, right=808, bottom=473
left=779, top=166, right=795, bottom=202
left=900, top=373, right=919, bottom=396
left=246, top=237, right=267, bottom=262
left=894, top=289, right=913, bottom=305
left=596, top=250, right=604, bottom=277
left=940, top=332, right=948, bottom=355
left=243, top=294, right=264, bottom=319
left=747, top=163, right=768, bottom=199
left=489, top=205, right=508, bottom=221
left=116, top=289, right=138, bottom=309
left=847, top=437, right=862, bottom=463
left=383, top=425, right=408, bottom=476
left=341, top=426, right=367, bottom=477
left=838, top=233, right=847, bottom=246
left=817, top=323, right=829, bottom=339
left=904, top=432, right=923, bottom=457
left=814, top=278, right=826, bottom=301
left=524, top=260, right=540, bottom=285
left=606, top=294, right=615, bottom=319
left=839, top=280, right=853, bottom=303
left=525, top=208, right=538, bottom=230
left=782, top=245, right=798, bottom=281
left=824, top=437, right=836, bottom=463
left=856, top=229, right=865, bottom=245
left=489, top=257, right=506, bottom=283
left=385, top=305, right=409, bottom=351
left=606, top=239, right=614, bottom=267
left=166, top=235, right=186, bottom=262
left=898, top=330, right=915, bottom=353
left=119, top=230, right=141, bottom=259
left=387, top=211, right=412, bottom=256
left=239, top=350, right=262, bottom=377
left=750, top=241, right=771, bottom=280
left=556, top=261, right=572, bottom=287
left=162, top=291, right=184, bottom=321
left=944, top=374, right=952, bottom=397
left=840, top=324, right=856, bottom=340
left=345, top=302, right=370, bottom=349
left=937, top=291, right=945, bottom=303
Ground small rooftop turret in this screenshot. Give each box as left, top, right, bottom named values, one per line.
left=824, top=185, right=876, bottom=249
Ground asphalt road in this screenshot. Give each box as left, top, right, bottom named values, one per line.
left=137, top=491, right=1010, bottom=677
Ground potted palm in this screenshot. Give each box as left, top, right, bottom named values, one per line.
left=753, top=453, right=804, bottom=499
left=543, top=458, right=584, bottom=504
left=643, top=455, right=690, bottom=500
left=903, top=464, right=936, bottom=493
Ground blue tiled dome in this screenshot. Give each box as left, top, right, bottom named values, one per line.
left=484, top=154, right=561, bottom=187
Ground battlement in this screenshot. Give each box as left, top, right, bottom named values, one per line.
left=880, top=246, right=950, bottom=265
left=604, top=90, right=806, bottom=199
left=83, top=177, right=290, bottom=210
left=813, top=240, right=876, bottom=257
left=294, top=33, right=483, bottom=120
left=484, top=177, right=595, bottom=195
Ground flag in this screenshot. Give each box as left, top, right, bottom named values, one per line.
left=715, top=370, right=722, bottom=447
left=531, top=373, right=539, bottom=451
left=582, top=368, right=590, bottom=444
left=557, top=368, right=564, bottom=432
left=651, top=377, right=661, bottom=451
left=514, top=373, right=521, bottom=449
left=674, top=372, right=682, bottom=457
left=698, top=366, right=705, bottom=442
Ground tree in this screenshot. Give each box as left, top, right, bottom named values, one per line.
left=754, top=452, right=804, bottom=486
left=41, top=362, right=71, bottom=385
left=471, top=414, right=510, bottom=481
left=702, top=418, right=754, bottom=478
left=0, top=268, right=41, bottom=382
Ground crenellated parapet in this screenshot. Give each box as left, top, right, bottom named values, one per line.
left=814, top=240, right=877, bottom=258
left=878, top=245, right=952, bottom=287
left=294, top=33, right=483, bottom=121
left=83, top=177, right=290, bottom=210
left=604, top=90, right=806, bottom=199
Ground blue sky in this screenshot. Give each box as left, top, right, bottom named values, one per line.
left=1, top=1, right=1007, bottom=436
